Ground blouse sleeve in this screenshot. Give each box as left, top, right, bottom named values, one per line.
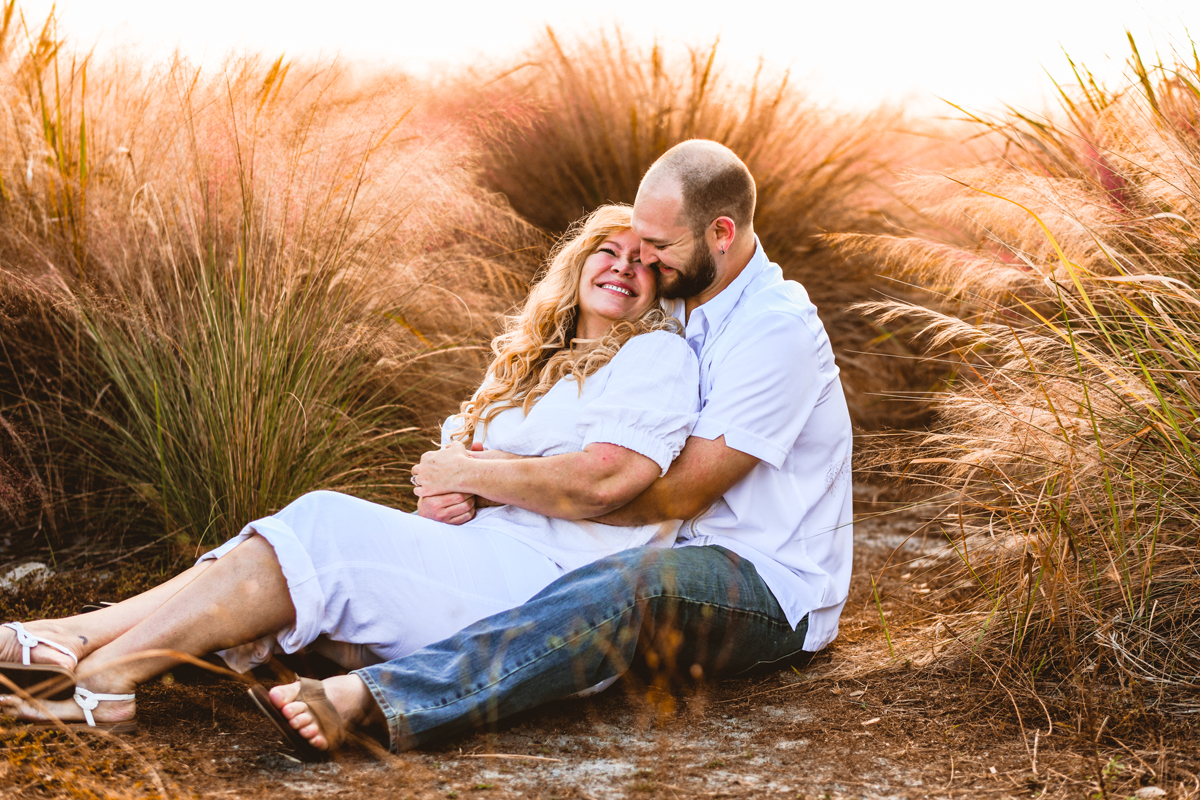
left=439, top=371, right=496, bottom=447
left=439, top=415, right=463, bottom=448
left=576, top=330, right=700, bottom=476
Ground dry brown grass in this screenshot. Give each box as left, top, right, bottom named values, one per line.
left=0, top=3, right=542, bottom=555
left=437, top=28, right=950, bottom=430
left=856, top=37, right=1200, bottom=729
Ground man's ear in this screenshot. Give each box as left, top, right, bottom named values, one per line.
left=711, top=216, right=736, bottom=255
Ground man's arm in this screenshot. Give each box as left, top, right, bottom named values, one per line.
left=593, top=435, right=758, bottom=526
left=602, top=309, right=825, bottom=527
left=413, top=442, right=661, bottom=520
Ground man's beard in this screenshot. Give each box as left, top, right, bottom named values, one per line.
left=659, top=237, right=718, bottom=300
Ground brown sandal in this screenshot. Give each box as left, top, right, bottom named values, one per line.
left=248, top=678, right=347, bottom=761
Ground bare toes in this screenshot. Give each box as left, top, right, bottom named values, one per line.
left=269, top=682, right=301, bottom=708
left=287, top=709, right=314, bottom=730
left=0, top=694, right=72, bottom=723
left=299, top=724, right=327, bottom=750
left=266, top=680, right=335, bottom=750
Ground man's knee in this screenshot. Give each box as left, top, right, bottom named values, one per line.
left=574, top=547, right=677, bottom=603
left=589, top=545, right=683, bottom=574
left=586, top=545, right=737, bottom=602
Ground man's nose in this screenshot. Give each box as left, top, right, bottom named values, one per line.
left=640, top=246, right=659, bottom=265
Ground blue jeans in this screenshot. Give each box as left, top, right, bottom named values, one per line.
left=353, top=545, right=811, bottom=751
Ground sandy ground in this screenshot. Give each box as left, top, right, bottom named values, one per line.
left=1, top=486, right=1197, bottom=799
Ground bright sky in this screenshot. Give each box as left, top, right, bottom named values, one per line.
left=18, top=0, right=1200, bottom=116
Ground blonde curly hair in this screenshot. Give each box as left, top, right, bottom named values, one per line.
left=451, top=204, right=680, bottom=443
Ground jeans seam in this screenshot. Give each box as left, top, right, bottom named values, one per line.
left=653, top=592, right=790, bottom=628
left=356, top=669, right=397, bottom=721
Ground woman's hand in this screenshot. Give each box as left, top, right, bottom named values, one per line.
left=412, top=442, right=476, bottom=498
left=417, top=492, right=477, bottom=525
left=411, top=443, right=519, bottom=524
left=418, top=441, right=659, bottom=521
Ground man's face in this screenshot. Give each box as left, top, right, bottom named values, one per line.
left=659, top=237, right=717, bottom=300
left=632, top=182, right=718, bottom=301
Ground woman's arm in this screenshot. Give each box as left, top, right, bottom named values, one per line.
left=592, top=434, right=759, bottom=525
left=412, top=442, right=660, bottom=520
left=415, top=331, right=698, bottom=522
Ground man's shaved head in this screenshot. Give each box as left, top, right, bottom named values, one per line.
left=641, top=140, right=756, bottom=235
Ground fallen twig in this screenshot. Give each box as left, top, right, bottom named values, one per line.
left=459, top=753, right=564, bottom=763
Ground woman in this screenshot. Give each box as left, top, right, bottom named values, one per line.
left=0, top=205, right=700, bottom=741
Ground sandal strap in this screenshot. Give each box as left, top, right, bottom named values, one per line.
left=73, top=687, right=136, bottom=727
left=296, top=677, right=348, bottom=750
left=2, top=621, right=79, bottom=668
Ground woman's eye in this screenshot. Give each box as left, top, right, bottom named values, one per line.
left=598, top=247, right=616, bottom=256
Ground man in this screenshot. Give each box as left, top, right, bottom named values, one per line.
left=266, top=139, right=854, bottom=752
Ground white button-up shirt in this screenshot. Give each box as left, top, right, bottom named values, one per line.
left=669, top=238, right=853, bottom=652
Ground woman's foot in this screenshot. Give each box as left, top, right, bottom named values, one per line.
left=0, top=621, right=84, bottom=670
left=0, top=683, right=136, bottom=727
left=269, top=675, right=383, bottom=751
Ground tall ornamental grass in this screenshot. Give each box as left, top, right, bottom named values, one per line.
left=446, top=29, right=944, bottom=430
left=858, top=38, right=1200, bottom=723
left=0, top=3, right=541, bottom=554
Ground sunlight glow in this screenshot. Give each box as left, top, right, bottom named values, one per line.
left=17, top=0, right=1200, bottom=114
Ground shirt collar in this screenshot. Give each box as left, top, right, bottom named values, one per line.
left=682, top=236, right=768, bottom=348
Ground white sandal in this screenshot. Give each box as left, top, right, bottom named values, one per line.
left=16, top=686, right=139, bottom=734
left=68, top=687, right=138, bottom=733
left=1, top=622, right=78, bottom=699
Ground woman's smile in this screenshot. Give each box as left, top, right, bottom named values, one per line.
left=576, top=229, right=656, bottom=339
left=598, top=282, right=634, bottom=297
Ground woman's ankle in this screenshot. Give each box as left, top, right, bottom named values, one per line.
left=74, top=650, right=143, bottom=697
left=73, top=684, right=138, bottom=723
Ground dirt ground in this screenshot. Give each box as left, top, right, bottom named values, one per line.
left=2, top=485, right=1197, bottom=799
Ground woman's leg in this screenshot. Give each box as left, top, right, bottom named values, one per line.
left=0, top=535, right=295, bottom=724
left=0, top=561, right=217, bottom=671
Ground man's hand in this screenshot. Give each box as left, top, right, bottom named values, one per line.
left=417, top=492, right=477, bottom=525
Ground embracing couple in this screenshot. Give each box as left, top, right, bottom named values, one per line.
left=0, top=140, right=853, bottom=757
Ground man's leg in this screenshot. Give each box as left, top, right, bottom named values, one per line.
left=352, top=545, right=809, bottom=751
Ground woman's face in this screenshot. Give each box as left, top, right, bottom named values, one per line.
left=575, top=228, right=658, bottom=339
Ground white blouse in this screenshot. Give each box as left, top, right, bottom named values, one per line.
left=441, top=330, right=700, bottom=572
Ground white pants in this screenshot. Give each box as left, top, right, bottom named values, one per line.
left=198, top=491, right=565, bottom=672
